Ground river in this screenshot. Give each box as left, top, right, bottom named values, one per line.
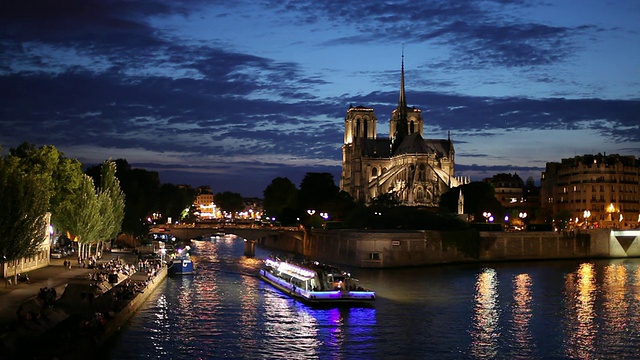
left=104, top=235, right=640, bottom=359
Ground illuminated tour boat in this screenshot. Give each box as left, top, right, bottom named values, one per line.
left=168, top=246, right=194, bottom=275
left=259, top=257, right=376, bottom=305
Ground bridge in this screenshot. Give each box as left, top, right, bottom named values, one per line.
left=155, top=224, right=306, bottom=256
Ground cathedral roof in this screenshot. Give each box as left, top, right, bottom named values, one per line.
left=394, top=133, right=429, bottom=155
left=360, top=138, right=391, bottom=158
left=424, top=139, right=453, bottom=157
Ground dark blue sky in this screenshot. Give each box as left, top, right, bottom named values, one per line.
left=1, top=0, right=639, bottom=197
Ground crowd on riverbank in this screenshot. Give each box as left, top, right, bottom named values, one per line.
left=0, top=250, right=167, bottom=359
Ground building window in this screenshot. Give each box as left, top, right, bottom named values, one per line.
left=369, top=253, right=381, bottom=261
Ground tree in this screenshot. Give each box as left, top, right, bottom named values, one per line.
left=263, top=177, right=298, bottom=221
left=8, top=143, right=84, bottom=232
left=59, top=175, right=102, bottom=258
left=86, top=159, right=161, bottom=236
left=298, top=172, right=340, bottom=212
left=97, top=160, right=125, bottom=255
left=439, top=182, right=503, bottom=222
left=215, top=191, right=245, bottom=218
left=0, top=155, right=50, bottom=282
left=157, top=184, right=196, bottom=223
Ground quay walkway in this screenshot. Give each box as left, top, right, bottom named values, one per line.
left=0, top=250, right=167, bottom=359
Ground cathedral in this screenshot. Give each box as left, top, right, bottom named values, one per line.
left=340, top=56, right=466, bottom=206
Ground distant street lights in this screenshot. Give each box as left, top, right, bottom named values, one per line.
left=483, top=212, right=493, bottom=223
left=583, top=210, right=591, bottom=226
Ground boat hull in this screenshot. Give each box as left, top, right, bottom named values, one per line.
left=168, top=258, right=194, bottom=275
left=259, top=269, right=375, bottom=305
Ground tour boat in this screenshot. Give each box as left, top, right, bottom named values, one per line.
left=168, top=247, right=194, bottom=275
left=259, top=257, right=376, bottom=305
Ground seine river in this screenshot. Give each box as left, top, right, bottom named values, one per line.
left=105, top=236, right=640, bottom=359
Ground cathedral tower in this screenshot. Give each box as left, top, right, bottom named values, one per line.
left=389, top=52, right=424, bottom=153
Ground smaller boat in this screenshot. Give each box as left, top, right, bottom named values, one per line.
left=168, top=246, right=194, bottom=275
left=259, top=257, right=375, bottom=305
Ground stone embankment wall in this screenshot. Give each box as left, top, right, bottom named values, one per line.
left=258, top=228, right=638, bottom=268
left=98, top=266, right=168, bottom=345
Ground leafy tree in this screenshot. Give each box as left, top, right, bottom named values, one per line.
left=86, top=159, right=161, bottom=236
left=215, top=191, right=245, bottom=217
left=8, top=143, right=84, bottom=231
left=59, top=175, right=102, bottom=258
left=439, top=182, right=503, bottom=222
left=97, top=160, right=125, bottom=254
left=0, top=155, right=50, bottom=280
left=298, top=172, right=340, bottom=212
left=263, top=177, right=298, bottom=220
left=157, top=183, right=196, bottom=223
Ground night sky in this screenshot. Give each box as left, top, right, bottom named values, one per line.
left=1, top=0, right=639, bottom=197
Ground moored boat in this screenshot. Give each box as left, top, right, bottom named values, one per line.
left=259, top=257, right=375, bottom=305
left=168, top=247, right=194, bottom=275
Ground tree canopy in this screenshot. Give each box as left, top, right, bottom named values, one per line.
left=263, top=177, right=299, bottom=222
left=215, top=191, right=245, bottom=217
left=439, top=182, right=503, bottom=222
left=0, top=154, right=50, bottom=263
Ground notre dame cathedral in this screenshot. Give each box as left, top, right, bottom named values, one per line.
left=340, top=56, right=467, bottom=206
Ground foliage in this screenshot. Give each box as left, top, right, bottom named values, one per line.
left=0, top=156, right=50, bottom=263
left=86, top=159, right=161, bottom=236
left=8, top=142, right=84, bottom=231
left=99, top=160, right=125, bottom=240
left=215, top=191, right=245, bottom=216
left=157, top=183, right=196, bottom=222
left=58, top=175, right=102, bottom=245
left=439, top=182, right=503, bottom=221
left=263, top=177, right=298, bottom=219
left=345, top=205, right=470, bottom=230
left=298, top=172, right=340, bottom=211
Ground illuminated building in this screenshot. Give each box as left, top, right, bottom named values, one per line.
left=541, top=153, right=640, bottom=229
left=484, top=173, right=524, bottom=209
left=340, top=54, right=466, bottom=206
left=194, top=188, right=218, bottom=219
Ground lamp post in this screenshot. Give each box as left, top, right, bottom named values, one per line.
left=482, top=212, right=493, bottom=223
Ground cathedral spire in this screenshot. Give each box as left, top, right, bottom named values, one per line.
left=398, top=47, right=407, bottom=118
left=391, top=48, right=409, bottom=154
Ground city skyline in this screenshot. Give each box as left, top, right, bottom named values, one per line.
left=1, top=0, right=639, bottom=197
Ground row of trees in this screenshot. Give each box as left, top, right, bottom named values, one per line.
left=0, top=143, right=125, bottom=280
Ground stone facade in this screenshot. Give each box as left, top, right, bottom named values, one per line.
left=340, top=56, right=466, bottom=206
left=541, top=153, right=640, bottom=229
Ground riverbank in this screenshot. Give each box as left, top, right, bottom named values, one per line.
left=0, top=250, right=167, bottom=359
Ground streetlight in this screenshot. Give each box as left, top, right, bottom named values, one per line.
left=307, top=209, right=316, bottom=216
left=483, top=212, right=493, bottom=223
left=583, top=210, right=591, bottom=226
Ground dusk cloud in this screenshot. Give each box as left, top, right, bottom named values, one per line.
left=1, top=0, right=638, bottom=196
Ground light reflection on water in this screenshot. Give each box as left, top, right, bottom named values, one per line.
left=470, top=268, right=500, bottom=359
left=106, top=240, right=640, bottom=360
